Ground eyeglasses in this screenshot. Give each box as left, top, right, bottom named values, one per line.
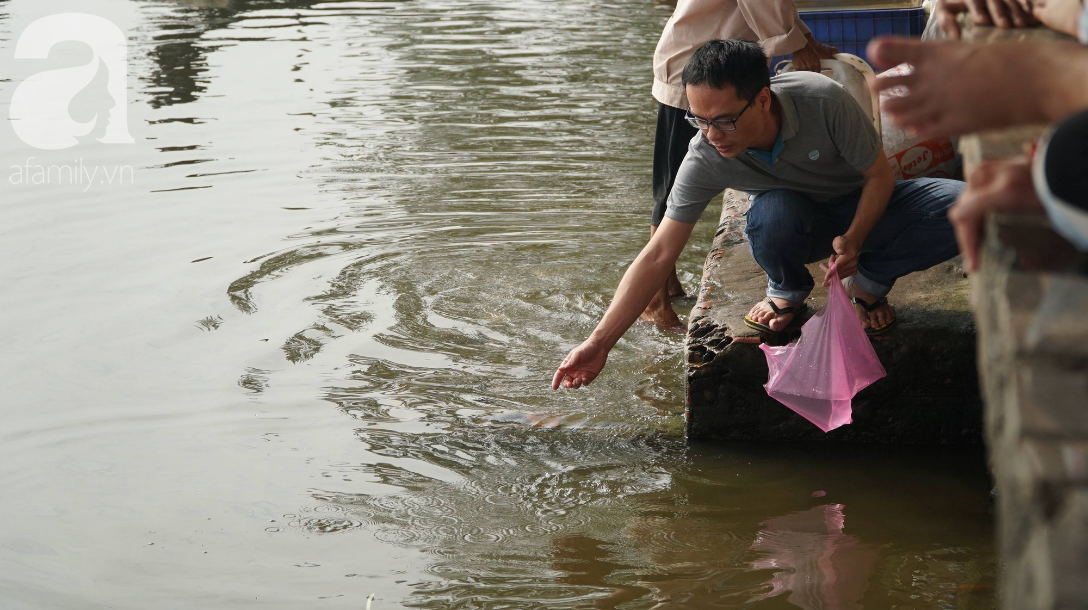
left=685, top=93, right=758, bottom=132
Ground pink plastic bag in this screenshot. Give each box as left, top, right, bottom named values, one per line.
left=760, top=265, right=886, bottom=432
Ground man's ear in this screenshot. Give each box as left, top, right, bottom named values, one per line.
left=758, top=87, right=772, bottom=111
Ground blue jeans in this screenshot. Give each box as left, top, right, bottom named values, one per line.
left=743, top=179, right=964, bottom=303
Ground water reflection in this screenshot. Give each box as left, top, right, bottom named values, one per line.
left=278, top=414, right=993, bottom=608
left=750, top=504, right=876, bottom=610
left=143, top=0, right=332, bottom=108
left=553, top=536, right=650, bottom=609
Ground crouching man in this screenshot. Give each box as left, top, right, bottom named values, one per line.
left=553, top=38, right=962, bottom=390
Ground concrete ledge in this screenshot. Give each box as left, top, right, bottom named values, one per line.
left=975, top=212, right=1088, bottom=610
left=954, top=23, right=1088, bottom=610
left=685, top=190, right=983, bottom=444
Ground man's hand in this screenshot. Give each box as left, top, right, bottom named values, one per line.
left=950, top=159, right=1043, bottom=272
left=791, top=45, right=823, bottom=72
left=792, top=35, right=839, bottom=73
left=868, top=38, right=1068, bottom=139
left=807, top=35, right=839, bottom=59
left=936, top=0, right=1037, bottom=38
left=827, top=152, right=894, bottom=287
left=823, top=235, right=859, bottom=285
left=552, top=339, right=609, bottom=390
left=1032, top=0, right=1082, bottom=36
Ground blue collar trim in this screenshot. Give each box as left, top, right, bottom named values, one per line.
left=747, top=130, right=784, bottom=168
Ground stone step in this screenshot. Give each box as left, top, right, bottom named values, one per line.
left=685, top=189, right=983, bottom=444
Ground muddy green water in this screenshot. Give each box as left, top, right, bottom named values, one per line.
left=0, top=1, right=994, bottom=608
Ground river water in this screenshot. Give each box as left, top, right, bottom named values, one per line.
left=0, top=0, right=995, bottom=608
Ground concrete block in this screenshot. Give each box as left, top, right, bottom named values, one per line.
left=685, top=189, right=982, bottom=443
left=998, top=270, right=1046, bottom=355
left=1005, top=488, right=1088, bottom=610
left=1051, top=489, right=1088, bottom=607
left=1000, top=440, right=1088, bottom=561
left=1004, top=522, right=1055, bottom=610
left=1025, top=276, right=1088, bottom=361
left=1020, top=364, right=1088, bottom=438
left=988, top=213, right=1088, bottom=274
left=1019, top=439, right=1088, bottom=500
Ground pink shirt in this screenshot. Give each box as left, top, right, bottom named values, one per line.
left=653, top=0, right=811, bottom=108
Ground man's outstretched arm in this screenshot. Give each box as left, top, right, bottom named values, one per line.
left=552, top=217, right=696, bottom=390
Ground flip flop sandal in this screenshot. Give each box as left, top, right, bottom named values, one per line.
left=743, top=298, right=808, bottom=334
left=851, top=296, right=898, bottom=336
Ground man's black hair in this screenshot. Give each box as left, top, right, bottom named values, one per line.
left=681, top=39, right=770, bottom=102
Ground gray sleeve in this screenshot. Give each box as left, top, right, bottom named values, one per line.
left=828, top=87, right=881, bottom=172
left=663, top=137, right=728, bottom=224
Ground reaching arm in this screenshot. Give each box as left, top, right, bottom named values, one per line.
left=737, top=0, right=810, bottom=57
left=823, top=151, right=895, bottom=285
left=552, top=218, right=696, bottom=389
left=588, top=218, right=696, bottom=349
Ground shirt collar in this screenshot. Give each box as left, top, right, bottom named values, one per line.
left=747, top=130, right=784, bottom=167
left=745, top=89, right=792, bottom=167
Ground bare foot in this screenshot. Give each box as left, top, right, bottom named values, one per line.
left=843, top=278, right=896, bottom=331
left=746, top=298, right=803, bottom=332
left=640, top=296, right=685, bottom=331
left=666, top=266, right=686, bottom=298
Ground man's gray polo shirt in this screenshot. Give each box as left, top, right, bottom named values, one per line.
left=665, top=71, right=881, bottom=224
